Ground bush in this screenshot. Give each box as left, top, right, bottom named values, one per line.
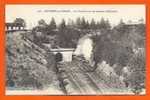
left=126, top=49, right=145, bottom=94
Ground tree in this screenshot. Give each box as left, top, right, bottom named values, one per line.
left=76, top=17, right=82, bottom=29
left=38, top=19, right=47, bottom=27
left=92, top=32, right=133, bottom=71
left=105, top=19, right=111, bottom=30
left=97, top=17, right=111, bottom=30
left=111, top=19, right=127, bottom=42
left=114, top=19, right=126, bottom=32
left=90, top=18, right=96, bottom=29
left=119, top=19, right=125, bottom=25
left=49, top=17, right=57, bottom=30
left=86, top=21, right=90, bottom=29
left=99, top=17, right=106, bottom=29
left=14, top=18, right=26, bottom=27
left=80, top=17, right=87, bottom=29
left=59, top=19, right=66, bottom=30
left=31, top=19, right=48, bottom=45
left=67, top=19, right=75, bottom=28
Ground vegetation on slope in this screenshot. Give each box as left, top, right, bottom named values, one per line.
left=6, top=32, right=56, bottom=89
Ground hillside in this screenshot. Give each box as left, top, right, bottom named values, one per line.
left=6, top=31, right=58, bottom=90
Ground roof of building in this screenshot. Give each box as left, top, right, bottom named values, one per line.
left=50, top=48, right=75, bottom=52
left=6, top=23, right=24, bottom=27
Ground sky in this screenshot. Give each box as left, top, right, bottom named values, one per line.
left=6, top=4, right=145, bottom=29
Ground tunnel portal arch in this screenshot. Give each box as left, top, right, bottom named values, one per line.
left=55, top=52, right=63, bottom=62
left=50, top=48, right=75, bottom=62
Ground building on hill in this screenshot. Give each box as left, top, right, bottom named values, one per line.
left=5, top=23, right=26, bottom=33
left=124, top=20, right=144, bottom=28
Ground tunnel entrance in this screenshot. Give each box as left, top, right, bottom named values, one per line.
left=55, top=52, right=63, bottom=62
left=50, top=48, right=75, bottom=62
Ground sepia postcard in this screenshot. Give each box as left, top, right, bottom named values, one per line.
left=5, top=4, right=146, bottom=95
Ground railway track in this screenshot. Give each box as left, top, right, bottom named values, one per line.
left=59, top=61, right=103, bottom=95
left=57, top=61, right=129, bottom=94
left=75, top=62, right=104, bottom=94
left=85, top=73, right=103, bottom=93
left=56, top=59, right=125, bottom=95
